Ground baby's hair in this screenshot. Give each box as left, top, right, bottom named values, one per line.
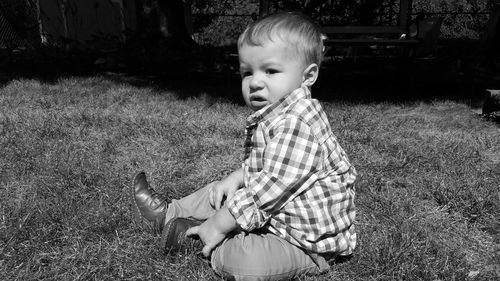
left=238, top=11, right=326, bottom=66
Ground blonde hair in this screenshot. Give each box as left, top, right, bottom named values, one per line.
left=238, top=12, right=325, bottom=66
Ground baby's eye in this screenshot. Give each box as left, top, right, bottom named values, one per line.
left=240, top=71, right=252, bottom=78
left=266, top=69, right=279, bottom=75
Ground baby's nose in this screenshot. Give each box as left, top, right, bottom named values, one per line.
left=249, top=74, right=264, bottom=90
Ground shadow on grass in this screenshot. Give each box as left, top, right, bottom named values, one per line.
left=0, top=55, right=489, bottom=107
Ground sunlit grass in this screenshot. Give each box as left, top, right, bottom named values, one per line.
left=1, top=76, right=498, bottom=280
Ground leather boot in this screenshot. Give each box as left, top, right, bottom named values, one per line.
left=131, top=171, right=169, bottom=231
left=160, top=217, right=203, bottom=254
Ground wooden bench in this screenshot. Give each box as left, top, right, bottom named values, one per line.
left=257, top=0, right=436, bottom=56
left=320, top=0, right=420, bottom=53
left=258, top=0, right=421, bottom=54
left=322, top=26, right=419, bottom=46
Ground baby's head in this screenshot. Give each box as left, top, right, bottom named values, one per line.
left=237, top=12, right=325, bottom=111
left=238, top=12, right=325, bottom=67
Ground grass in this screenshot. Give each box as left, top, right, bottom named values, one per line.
left=0, top=75, right=499, bottom=280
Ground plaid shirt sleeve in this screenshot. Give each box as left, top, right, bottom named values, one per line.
left=228, top=116, right=321, bottom=230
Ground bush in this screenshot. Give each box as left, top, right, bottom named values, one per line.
left=413, top=0, right=491, bottom=39
left=191, top=0, right=258, bottom=46
left=190, top=0, right=494, bottom=46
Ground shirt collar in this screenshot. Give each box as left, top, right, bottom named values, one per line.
left=246, top=86, right=311, bottom=127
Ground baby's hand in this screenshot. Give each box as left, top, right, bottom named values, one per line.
left=186, top=219, right=226, bottom=257
left=208, top=180, right=238, bottom=210
left=186, top=207, right=237, bottom=257
left=207, top=168, right=244, bottom=210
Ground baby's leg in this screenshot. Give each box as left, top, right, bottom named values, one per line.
left=164, top=183, right=216, bottom=223
left=210, top=231, right=330, bottom=281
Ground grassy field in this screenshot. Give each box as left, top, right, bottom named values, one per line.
left=0, top=75, right=499, bottom=280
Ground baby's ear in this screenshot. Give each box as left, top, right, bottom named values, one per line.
left=302, top=63, right=319, bottom=87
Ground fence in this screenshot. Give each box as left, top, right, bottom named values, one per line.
left=0, top=11, right=26, bottom=48
left=0, top=0, right=38, bottom=48
left=0, top=1, right=497, bottom=50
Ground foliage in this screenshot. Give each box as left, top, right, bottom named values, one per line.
left=273, top=0, right=402, bottom=26
left=0, top=76, right=499, bottom=280
left=190, top=0, right=496, bottom=45
left=191, top=0, right=258, bottom=46
left=413, top=0, right=491, bottom=38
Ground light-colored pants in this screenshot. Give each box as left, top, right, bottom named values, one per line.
left=164, top=184, right=332, bottom=281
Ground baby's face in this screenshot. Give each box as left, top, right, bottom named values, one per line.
left=238, top=40, right=306, bottom=111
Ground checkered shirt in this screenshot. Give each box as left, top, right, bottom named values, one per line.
left=227, top=86, right=357, bottom=255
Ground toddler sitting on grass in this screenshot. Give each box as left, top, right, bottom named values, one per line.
left=132, top=11, right=357, bottom=280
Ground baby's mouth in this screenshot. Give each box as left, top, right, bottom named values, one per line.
left=249, top=96, right=268, bottom=110
left=250, top=96, right=266, bottom=103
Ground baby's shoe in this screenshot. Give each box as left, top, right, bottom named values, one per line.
left=131, top=171, right=169, bottom=232
left=160, top=217, right=203, bottom=254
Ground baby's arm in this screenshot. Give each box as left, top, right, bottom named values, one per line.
left=227, top=116, right=322, bottom=230
left=185, top=168, right=243, bottom=256
left=186, top=206, right=237, bottom=257
left=209, top=167, right=244, bottom=210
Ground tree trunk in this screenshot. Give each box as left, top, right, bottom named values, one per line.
left=134, top=0, right=196, bottom=63
left=156, top=0, right=193, bottom=43
left=259, top=0, right=271, bottom=18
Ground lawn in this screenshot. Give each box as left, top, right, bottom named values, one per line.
left=0, top=75, right=499, bottom=280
